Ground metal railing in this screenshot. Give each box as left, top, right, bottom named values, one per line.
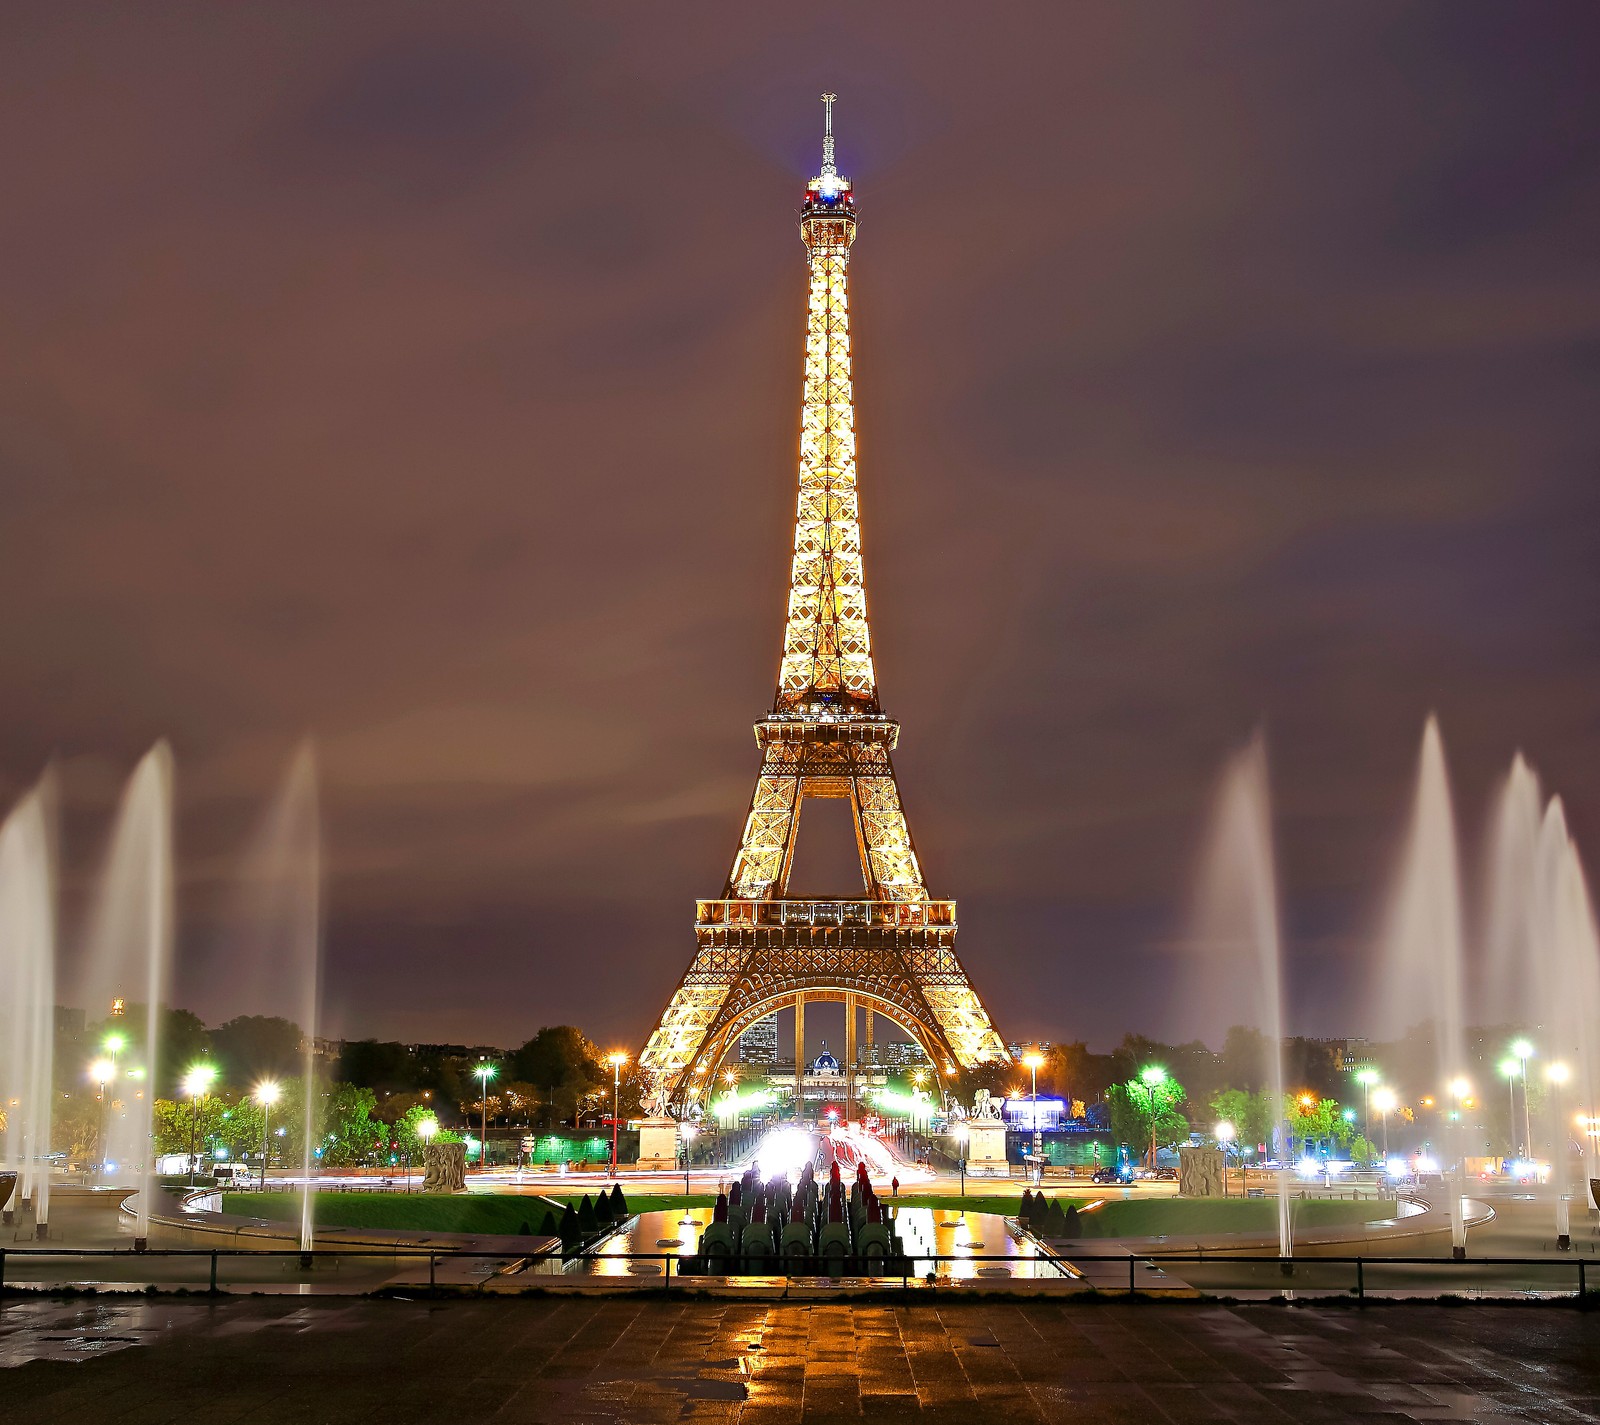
left=0, top=1245, right=1595, bottom=1303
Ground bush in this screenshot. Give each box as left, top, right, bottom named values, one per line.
left=538, top=1210, right=558, bottom=1237
left=610, top=1184, right=628, bottom=1218
left=577, top=1194, right=599, bottom=1234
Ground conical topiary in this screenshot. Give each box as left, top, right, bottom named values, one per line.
left=610, top=1183, right=628, bottom=1219
left=1063, top=1204, right=1083, bottom=1239
left=1020, top=1189, right=1034, bottom=1219
left=577, top=1193, right=599, bottom=1233
left=594, top=1191, right=615, bottom=1225
left=559, top=1203, right=581, bottom=1248
left=1046, top=1198, right=1068, bottom=1237
left=538, top=1209, right=558, bottom=1237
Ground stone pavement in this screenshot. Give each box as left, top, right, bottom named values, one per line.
left=2, top=1294, right=1598, bottom=1422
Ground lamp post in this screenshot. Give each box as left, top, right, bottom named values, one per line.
left=1214, top=1121, right=1235, bottom=1197
left=953, top=1122, right=968, bottom=1197
left=182, top=1064, right=217, bottom=1188
left=1510, top=1039, right=1535, bottom=1157
left=1498, top=1057, right=1520, bottom=1158
left=1138, top=1066, right=1167, bottom=1171
left=1353, top=1067, right=1378, bottom=1143
left=473, top=1061, right=497, bottom=1174
left=1370, top=1086, right=1396, bottom=1160
left=253, top=1081, right=281, bottom=1191
left=1546, top=1062, right=1572, bottom=1248
left=1023, top=1051, right=1045, bottom=1184
left=90, top=1058, right=115, bottom=1181
left=680, top=1122, right=697, bottom=1211
left=607, top=1052, right=628, bottom=1178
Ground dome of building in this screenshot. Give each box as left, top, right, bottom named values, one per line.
left=812, top=1042, right=840, bottom=1074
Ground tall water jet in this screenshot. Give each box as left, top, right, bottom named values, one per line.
left=0, top=776, right=57, bottom=1236
left=1379, top=716, right=1469, bottom=1256
left=1531, top=801, right=1600, bottom=1228
left=79, top=744, right=174, bottom=1245
left=1480, top=753, right=1543, bottom=1029
left=1190, top=732, right=1292, bottom=1257
left=231, top=743, right=322, bottom=1253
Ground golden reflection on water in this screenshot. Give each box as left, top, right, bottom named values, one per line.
left=587, top=1205, right=1056, bottom=1279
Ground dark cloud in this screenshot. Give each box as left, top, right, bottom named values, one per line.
left=2, top=1, right=1598, bottom=1049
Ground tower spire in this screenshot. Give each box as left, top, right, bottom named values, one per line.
left=820, top=91, right=837, bottom=177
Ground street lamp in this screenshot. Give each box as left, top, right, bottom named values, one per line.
left=1354, top=1067, right=1379, bottom=1142
left=1510, top=1039, right=1535, bottom=1155
left=680, top=1122, right=697, bottom=1209
left=1214, top=1121, right=1235, bottom=1197
left=953, top=1121, right=968, bottom=1197
left=1138, top=1066, right=1167, bottom=1171
left=607, top=1052, right=628, bottom=1177
left=1371, top=1086, right=1397, bottom=1159
left=472, top=1061, right=497, bottom=1173
left=253, top=1081, right=281, bottom=1191
left=182, top=1063, right=217, bottom=1188
left=1545, top=1062, right=1572, bottom=1247
left=1023, top=1051, right=1045, bottom=1184
left=1498, top=1057, right=1520, bottom=1157
left=90, top=1058, right=115, bottom=1180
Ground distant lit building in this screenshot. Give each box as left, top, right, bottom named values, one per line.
left=880, top=1040, right=926, bottom=1069
left=739, top=1015, right=778, bottom=1065
left=1003, top=1096, right=1066, bottom=1131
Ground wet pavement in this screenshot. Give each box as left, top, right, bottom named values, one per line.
left=2, top=1294, right=1598, bottom=1421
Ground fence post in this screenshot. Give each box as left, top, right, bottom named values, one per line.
left=1128, top=1255, right=1136, bottom=1297
left=0, top=1247, right=6, bottom=1299
left=429, top=1253, right=436, bottom=1289
left=1580, top=1258, right=1587, bottom=1308
left=1356, top=1258, right=1364, bottom=1305
left=209, top=1250, right=219, bottom=1294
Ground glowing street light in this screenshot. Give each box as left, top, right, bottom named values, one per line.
left=1214, top=1120, right=1235, bottom=1197
left=1509, top=1040, right=1535, bottom=1153
left=1137, top=1065, right=1168, bottom=1170
left=952, top=1120, right=969, bottom=1196
left=680, top=1121, right=698, bottom=1207
left=1023, top=1050, right=1045, bottom=1182
left=89, top=1058, right=115, bottom=1181
left=606, top=1052, right=628, bottom=1177
left=1371, top=1086, right=1398, bottom=1157
left=472, top=1061, right=497, bottom=1172
left=1354, top=1067, right=1379, bottom=1139
left=183, top=1063, right=218, bottom=1188
left=253, top=1081, right=281, bottom=1190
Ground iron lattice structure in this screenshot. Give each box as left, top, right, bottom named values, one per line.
left=639, top=98, right=1007, bottom=1114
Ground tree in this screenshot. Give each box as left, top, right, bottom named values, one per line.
left=1285, top=1092, right=1343, bottom=1154
left=1209, top=1088, right=1276, bottom=1159
left=209, top=1016, right=303, bottom=1086
left=1106, top=1074, right=1188, bottom=1166
left=507, top=1027, right=607, bottom=1128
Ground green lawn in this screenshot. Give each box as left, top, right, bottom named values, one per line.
left=222, top=1189, right=1394, bottom=1241
left=221, top=1192, right=578, bottom=1236
left=890, top=1194, right=1394, bottom=1239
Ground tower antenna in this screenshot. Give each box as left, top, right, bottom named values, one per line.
left=820, top=92, right=837, bottom=177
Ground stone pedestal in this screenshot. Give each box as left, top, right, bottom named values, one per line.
left=964, top=1120, right=1010, bottom=1177
left=1178, top=1145, right=1226, bottom=1197
left=422, top=1141, right=467, bottom=1193
left=636, top=1118, right=679, bottom=1172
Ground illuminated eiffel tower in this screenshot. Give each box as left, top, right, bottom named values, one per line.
left=639, top=96, right=1007, bottom=1120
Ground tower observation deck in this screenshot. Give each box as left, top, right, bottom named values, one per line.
left=638, top=96, right=1007, bottom=1121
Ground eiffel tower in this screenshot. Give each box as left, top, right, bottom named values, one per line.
left=639, top=96, right=1007, bottom=1121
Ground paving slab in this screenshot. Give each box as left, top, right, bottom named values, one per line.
left=2, top=1296, right=1598, bottom=1421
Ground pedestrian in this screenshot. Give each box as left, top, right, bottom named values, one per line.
left=891, top=1175, right=899, bottom=1197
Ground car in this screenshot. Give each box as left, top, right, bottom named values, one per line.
left=1090, top=1166, right=1135, bottom=1185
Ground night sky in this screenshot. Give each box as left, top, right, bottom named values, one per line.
left=4, top=4, right=1598, bottom=1050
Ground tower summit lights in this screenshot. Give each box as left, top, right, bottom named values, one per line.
left=639, top=96, right=1006, bottom=1122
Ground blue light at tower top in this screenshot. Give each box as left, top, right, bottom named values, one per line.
left=805, top=92, right=854, bottom=211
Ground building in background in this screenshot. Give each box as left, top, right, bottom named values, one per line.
left=739, top=1015, right=778, bottom=1065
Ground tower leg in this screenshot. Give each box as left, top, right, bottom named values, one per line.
left=794, top=995, right=805, bottom=1124
left=865, top=1008, right=874, bottom=1058
left=845, top=993, right=857, bottom=1124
